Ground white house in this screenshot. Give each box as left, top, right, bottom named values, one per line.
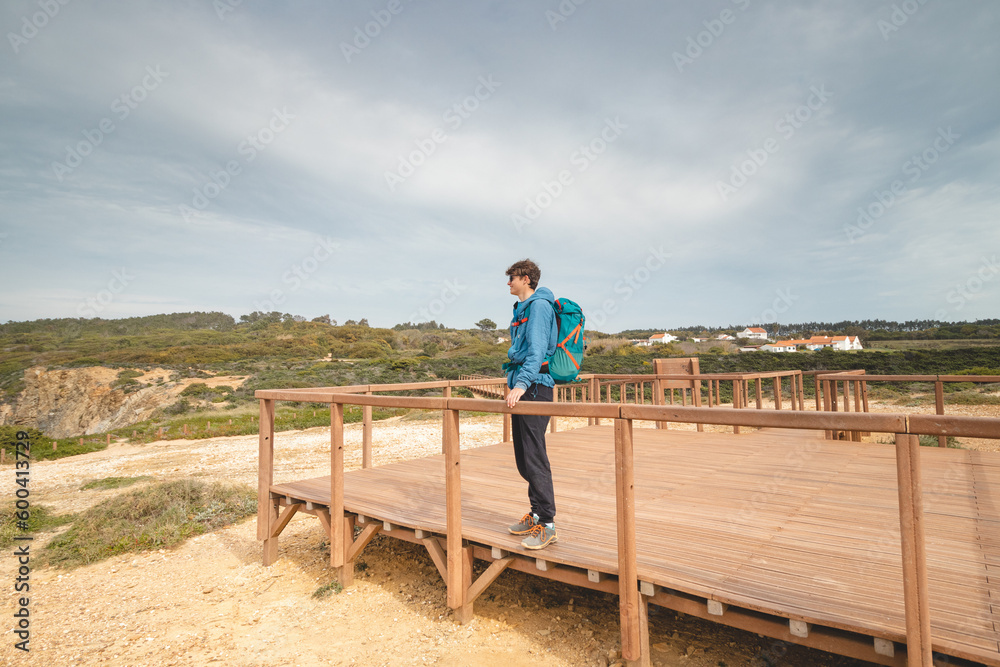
left=771, top=335, right=864, bottom=351
left=716, top=333, right=736, bottom=341
left=635, top=332, right=677, bottom=347
left=738, top=327, right=768, bottom=340
left=760, top=343, right=797, bottom=353
left=692, top=337, right=708, bottom=343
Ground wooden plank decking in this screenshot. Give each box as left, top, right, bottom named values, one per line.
left=270, top=425, right=1000, bottom=666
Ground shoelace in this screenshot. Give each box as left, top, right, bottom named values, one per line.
left=525, top=524, right=545, bottom=539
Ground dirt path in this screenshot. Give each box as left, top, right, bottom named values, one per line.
left=0, top=413, right=955, bottom=666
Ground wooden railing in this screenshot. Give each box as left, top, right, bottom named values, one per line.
left=813, top=372, right=1000, bottom=446
left=255, top=381, right=1000, bottom=667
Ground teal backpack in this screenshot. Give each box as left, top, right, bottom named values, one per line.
left=512, top=298, right=585, bottom=384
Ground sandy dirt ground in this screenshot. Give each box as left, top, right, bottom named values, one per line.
left=1, top=405, right=994, bottom=666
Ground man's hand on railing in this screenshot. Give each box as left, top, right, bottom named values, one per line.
left=507, top=387, right=525, bottom=408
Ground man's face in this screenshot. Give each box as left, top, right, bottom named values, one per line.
left=507, top=273, right=530, bottom=298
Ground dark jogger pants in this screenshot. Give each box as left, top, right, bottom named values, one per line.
left=511, top=383, right=556, bottom=524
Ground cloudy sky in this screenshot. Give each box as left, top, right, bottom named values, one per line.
left=1, top=0, right=997, bottom=331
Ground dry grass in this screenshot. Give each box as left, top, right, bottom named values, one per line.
left=41, top=479, right=255, bottom=569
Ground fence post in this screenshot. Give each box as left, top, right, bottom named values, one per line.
left=894, top=433, right=933, bottom=666
left=258, top=399, right=278, bottom=565
left=652, top=375, right=666, bottom=430
left=732, top=379, right=741, bottom=434
left=934, top=381, right=946, bottom=447
left=502, top=385, right=512, bottom=442
left=444, top=408, right=472, bottom=623
left=330, top=402, right=346, bottom=576
left=363, top=391, right=373, bottom=467
left=614, top=417, right=643, bottom=663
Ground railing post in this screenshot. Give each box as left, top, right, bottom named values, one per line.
left=732, top=379, right=741, bottom=434
left=614, top=417, right=643, bottom=663
left=444, top=408, right=472, bottom=623
left=652, top=375, right=666, bottom=430
left=755, top=376, right=763, bottom=409
left=591, top=377, right=601, bottom=427
left=502, top=385, right=512, bottom=442
left=258, top=399, right=278, bottom=565
left=894, top=433, right=933, bottom=666
left=330, top=402, right=347, bottom=578
left=934, top=381, right=946, bottom=447
left=797, top=372, right=805, bottom=411
left=363, top=391, right=373, bottom=468
left=692, top=375, right=704, bottom=432
left=772, top=376, right=782, bottom=410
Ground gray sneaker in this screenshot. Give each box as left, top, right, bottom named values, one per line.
left=521, top=524, right=557, bottom=550
left=508, top=512, right=538, bottom=535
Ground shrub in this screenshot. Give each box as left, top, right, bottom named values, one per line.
left=42, top=479, right=256, bottom=569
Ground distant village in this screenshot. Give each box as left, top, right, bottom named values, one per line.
left=632, top=327, right=863, bottom=353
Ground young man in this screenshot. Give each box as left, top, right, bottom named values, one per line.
left=503, top=259, right=559, bottom=550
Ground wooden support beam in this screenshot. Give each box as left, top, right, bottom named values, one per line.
left=330, top=403, right=345, bottom=569
left=467, top=556, right=514, bottom=605
left=615, top=418, right=641, bottom=662
left=443, top=409, right=467, bottom=614
left=315, top=507, right=332, bottom=538
left=258, top=399, right=278, bottom=564
left=346, top=522, right=382, bottom=562
left=339, top=515, right=355, bottom=587
left=627, top=594, right=652, bottom=667
left=894, top=433, right=932, bottom=667
left=269, top=502, right=301, bottom=539
left=421, top=537, right=448, bottom=583
left=456, top=545, right=475, bottom=624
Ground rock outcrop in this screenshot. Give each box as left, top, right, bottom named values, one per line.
left=0, top=367, right=247, bottom=438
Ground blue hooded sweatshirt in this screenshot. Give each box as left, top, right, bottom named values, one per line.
left=506, top=286, right=558, bottom=390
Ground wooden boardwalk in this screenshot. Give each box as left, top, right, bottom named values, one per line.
left=270, top=425, right=1000, bottom=666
